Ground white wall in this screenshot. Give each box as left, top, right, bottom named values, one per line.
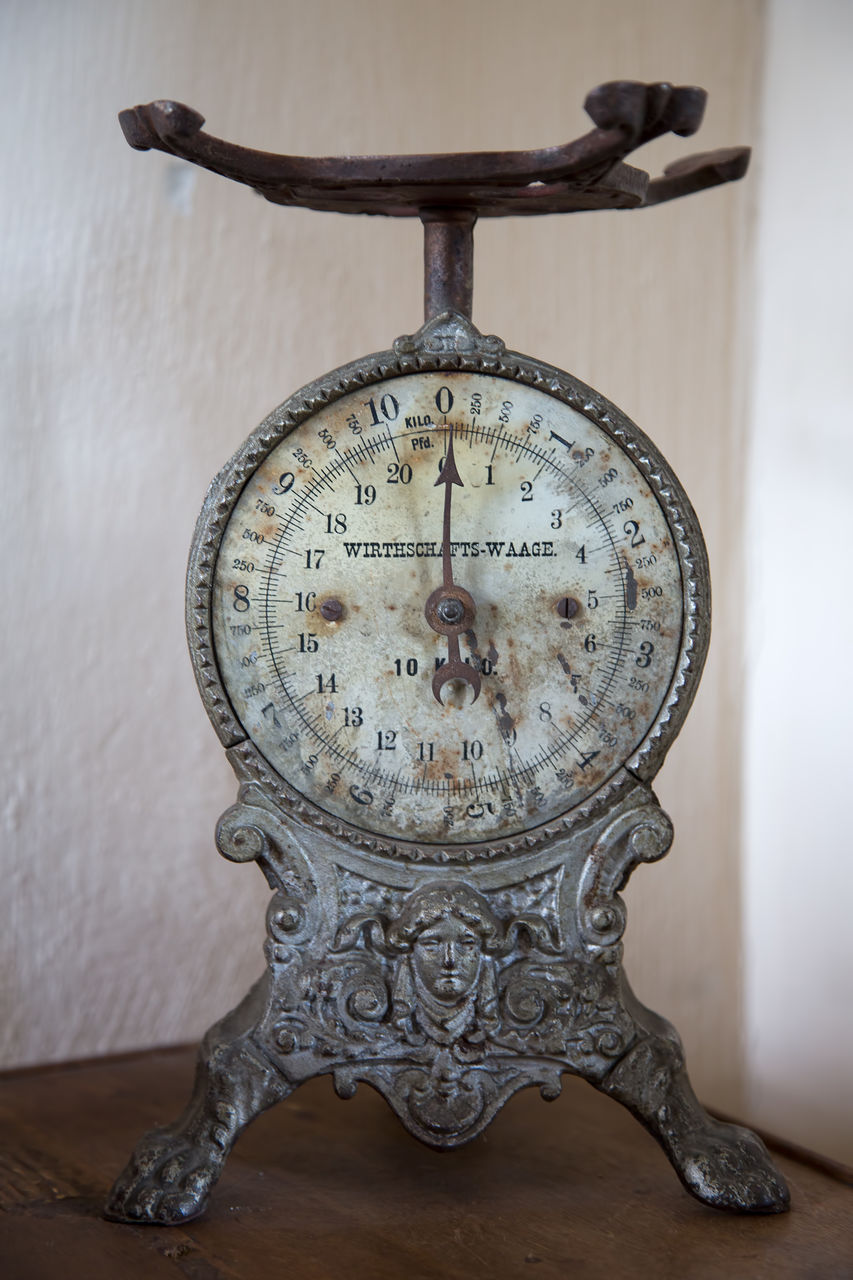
left=4, top=0, right=847, bottom=1164
left=743, top=0, right=853, bottom=1163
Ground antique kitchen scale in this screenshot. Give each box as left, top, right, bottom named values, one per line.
left=106, top=81, right=790, bottom=1223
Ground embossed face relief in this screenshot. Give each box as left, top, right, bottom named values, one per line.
left=411, top=916, right=483, bottom=1003
left=211, top=370, right=684, bottom=846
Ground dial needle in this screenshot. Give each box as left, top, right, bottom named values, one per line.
left=439, top=426, right=463, bottom=592
left=425, top=425, right=481, bottom=705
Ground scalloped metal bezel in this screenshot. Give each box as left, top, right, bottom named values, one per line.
left=186, top=313, right=710, bottom=865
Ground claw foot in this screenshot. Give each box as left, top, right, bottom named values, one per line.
left=671, top=1118, right=790, bottom=1214
left=104, top=1129, right=224, bottom=1225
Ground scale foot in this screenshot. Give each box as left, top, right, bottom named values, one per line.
left=666, top=1115, right=790, bottom=1214
left=105, top=1125, right=225, bottom=1225
left=601, top=1010, right=790, bottom=1214
left=105, top=977, right=291, bottom=1225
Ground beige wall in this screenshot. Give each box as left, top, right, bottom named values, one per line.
left=4, top=0, right=844, bottom=1161
left=743, top=0, right=853, bottom=1164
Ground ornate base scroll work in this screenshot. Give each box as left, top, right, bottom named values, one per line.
left=105, top=783, right=789, bottom=1224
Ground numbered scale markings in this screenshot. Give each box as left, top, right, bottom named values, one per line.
left=212, top=372, right=683, bottom=844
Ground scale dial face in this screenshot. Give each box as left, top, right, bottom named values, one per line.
left=194, top=338, right=707, bottom=858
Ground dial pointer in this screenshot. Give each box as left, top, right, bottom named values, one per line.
left=425, top=424, right=480, bottom=705
left=432, top=632, right=481, bottom=706
left=436, top=424, right=464, bottom=593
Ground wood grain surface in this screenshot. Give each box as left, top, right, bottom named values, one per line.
left=1, top=1048, right=850, bottom=1279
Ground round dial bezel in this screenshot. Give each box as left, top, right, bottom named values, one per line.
left=187, top=319, right=709, bottom=864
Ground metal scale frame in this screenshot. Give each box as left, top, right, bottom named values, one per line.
left=105, top=82, right=789, bottom=1225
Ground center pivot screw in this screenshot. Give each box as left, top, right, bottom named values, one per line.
left=436, top=597, right=465, bottom=626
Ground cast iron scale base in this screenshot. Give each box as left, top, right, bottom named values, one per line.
left=105, top=82, right=789, bottom=1224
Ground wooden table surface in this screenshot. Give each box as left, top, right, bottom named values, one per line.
left=1, top=1046, right=850, bottom=1279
